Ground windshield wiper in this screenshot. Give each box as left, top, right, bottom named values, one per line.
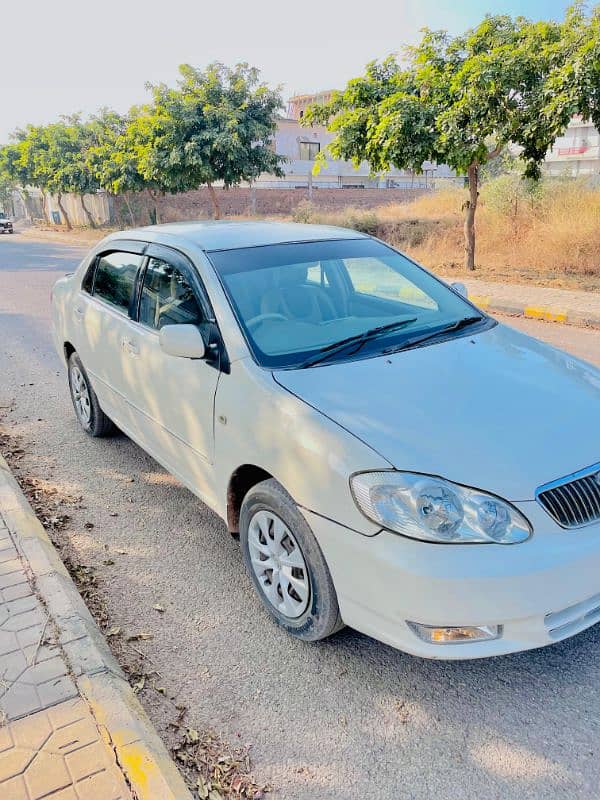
left=297, top=317, right=418, bottom=369
left=382, top=315, right=484, bottom=355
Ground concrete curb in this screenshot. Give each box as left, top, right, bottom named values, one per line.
left=0, top=452, right=193, bottom=800
left=468, top=293, right=600, bottom=328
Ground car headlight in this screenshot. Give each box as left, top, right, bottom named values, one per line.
left=350, top=471, right=532, bottom=544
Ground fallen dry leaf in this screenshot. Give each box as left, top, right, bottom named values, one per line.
left=126, top=632, right=154, bottom=642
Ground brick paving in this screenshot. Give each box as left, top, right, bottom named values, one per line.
left=0, top=514, right=133, bottom=800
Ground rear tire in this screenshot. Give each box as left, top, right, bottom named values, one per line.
left=240, top=478, right=344, bottom=642
left=67, top=352, right=115, bottom=437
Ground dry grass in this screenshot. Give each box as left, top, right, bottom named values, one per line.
left=294, top=182, right=600, bottom=292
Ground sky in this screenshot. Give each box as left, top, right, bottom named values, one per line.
left=0, top=0, right=573, bottom=144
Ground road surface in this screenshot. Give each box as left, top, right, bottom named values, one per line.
left=2, top=234, right=600, bottom=799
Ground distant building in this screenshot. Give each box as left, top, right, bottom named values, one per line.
left=287, top=91, right=337, bottom=121
left=251, top=92, right=457, bottom=190
left=545, top=116, right=600, bottom=177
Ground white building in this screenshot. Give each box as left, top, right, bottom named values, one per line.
left=252, top=92, right=453, bottom=189
left=545, top=116, right=600, bottom=177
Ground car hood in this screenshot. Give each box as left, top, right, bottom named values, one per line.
left=273, top=323, right=600, bottom=501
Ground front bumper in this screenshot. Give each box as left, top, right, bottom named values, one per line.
left=303, top=502, right=600, bottom=659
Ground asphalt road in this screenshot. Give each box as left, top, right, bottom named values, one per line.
left=2, top=234, right=600, bottom=799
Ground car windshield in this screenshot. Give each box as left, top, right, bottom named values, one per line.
left=209, top=238, right=482, bottom=369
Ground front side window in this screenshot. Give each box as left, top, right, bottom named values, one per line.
left=92, top=251, right=143, bottom=313
left=210, top=238, right=486, bottom=369
left=139, top=257, right=203, bottom=330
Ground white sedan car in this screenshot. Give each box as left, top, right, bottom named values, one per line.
left=51, top=221, right=600, bottom=659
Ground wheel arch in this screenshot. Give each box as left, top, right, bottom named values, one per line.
left=64, top=341, right=76, bottom=362
left=226, top=464, right=274, bottom=534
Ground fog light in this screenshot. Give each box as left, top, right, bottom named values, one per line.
left=407, top=622, right=501, bottom=644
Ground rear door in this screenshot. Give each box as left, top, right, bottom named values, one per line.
left=115, top=243, right=221, bottom=504
left=73, top=242, right=146, bottom=430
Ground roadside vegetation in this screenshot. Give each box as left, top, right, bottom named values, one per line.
left=304, top=4, right=600, bottom=271
left=293, top=177, right=600, bottom=292
left=0, top=62, right=283, bottom=227
left=1, top=4, right=599, bottom=276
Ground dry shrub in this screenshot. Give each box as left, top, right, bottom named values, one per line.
left=296, top=182, right=600, bottom=290
left=405, top=180, right=600, bottom=289
left=292, top=200, right=380, bottom=234
left=376, top=187, right=466, bottom=221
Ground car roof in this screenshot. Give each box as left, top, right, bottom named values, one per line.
left=125, top=220, right=368, bottom=252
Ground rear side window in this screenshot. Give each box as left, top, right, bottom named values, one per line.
left=92, top=252, right=143, bottom=313
left=139, top=257, right=204, bottom=330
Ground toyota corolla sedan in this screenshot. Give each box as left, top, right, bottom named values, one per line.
left=51, top=221, right=600, bottom=659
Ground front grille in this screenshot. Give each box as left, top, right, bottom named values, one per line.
left=537, top=463, right=600, bottom=528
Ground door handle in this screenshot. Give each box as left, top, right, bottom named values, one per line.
left=74, top=306, right=85, bottom=321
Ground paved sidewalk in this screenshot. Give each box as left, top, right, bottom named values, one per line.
left=0, top=454, right=192, bottom=800
left=460, top=278, right=600, bottom=327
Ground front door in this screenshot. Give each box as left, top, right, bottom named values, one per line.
left=116, top=244, right=221, bottom=505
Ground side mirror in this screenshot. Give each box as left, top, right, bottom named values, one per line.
left=451, top=281, right=468, bottom=299
left=159, top=324, right=206, bottom=359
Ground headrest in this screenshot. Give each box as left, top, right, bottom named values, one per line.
left=277, top=263, right=308, bottom=288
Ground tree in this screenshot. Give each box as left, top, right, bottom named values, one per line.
left=0, top=171, right=14, bottom=216
left=13, top=125, right=55, bottom=223
left=130, top=62, right=285, bottom=218
left=0, top=142, right=33, bottom=218
left=304, top=13, right=573, bottom=270
left=86, top=108, right=150, bottom=225
left=545, top=5, right=600, bottom=136
left=57, top=114, right=102, bottom=228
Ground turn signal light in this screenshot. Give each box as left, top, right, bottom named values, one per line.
left=407, top=622, right=501, bottom=644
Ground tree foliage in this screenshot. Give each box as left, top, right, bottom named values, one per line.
left=128, top=62, right=285, bottom=217
left=304, top=5, right=595, bottom=270
left=0, top=61, right=283, bottom=226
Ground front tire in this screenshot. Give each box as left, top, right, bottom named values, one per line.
left=67, top=352, right=115, bottom=437
left=240, top=479, right=344, bottom=642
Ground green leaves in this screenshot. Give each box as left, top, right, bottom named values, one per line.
left=302, top=5, right=598, bottom=270
left=132, top=62, right=284, bottom=204
left=0, top=60, right=284, bottom=220
left=305, top=6, right=597, bottom=179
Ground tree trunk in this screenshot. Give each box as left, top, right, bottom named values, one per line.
left=123, top=193, right=136, bottom=227
left=145, top=188, right=159, bottom=224
left=17, top=189, right=33, bottom=221
left=463, top=162, right=478, bottom=271
left=207, top=183, right=221, bottom=219
left=79, top=194, right=96, bottom=228
left=57, top=192, right=72, bottom=230
left=39, top=190, right=50, bottom=223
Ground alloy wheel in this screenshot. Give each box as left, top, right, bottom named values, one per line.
left=70, top=365, right=91, bottom=425
left=248, top=509, right=310, bottom=618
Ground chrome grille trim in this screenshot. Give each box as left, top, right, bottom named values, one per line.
left=536, top=462, right=600, bottom=529
left=545, top=592, right=600, bottom=640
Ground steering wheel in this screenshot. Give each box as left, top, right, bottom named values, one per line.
left=247, top=313, right=288, bottom=331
